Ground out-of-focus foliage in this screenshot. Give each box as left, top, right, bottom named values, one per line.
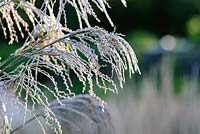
left=108, top=0, right=200, bottom=35
left=186, top=15, right=200, bottom=43
left=108, top=57, right=200, bottom=134
left=127, top=30, right=157, bottom=53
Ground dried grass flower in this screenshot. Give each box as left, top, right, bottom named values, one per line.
left=0, top=0, right=140, bottom=133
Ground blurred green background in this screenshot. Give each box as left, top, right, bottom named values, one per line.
left=1, top=0, right=200, bottom=97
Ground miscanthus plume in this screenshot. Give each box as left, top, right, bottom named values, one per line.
left=0, top=0, right=140, bottom=133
